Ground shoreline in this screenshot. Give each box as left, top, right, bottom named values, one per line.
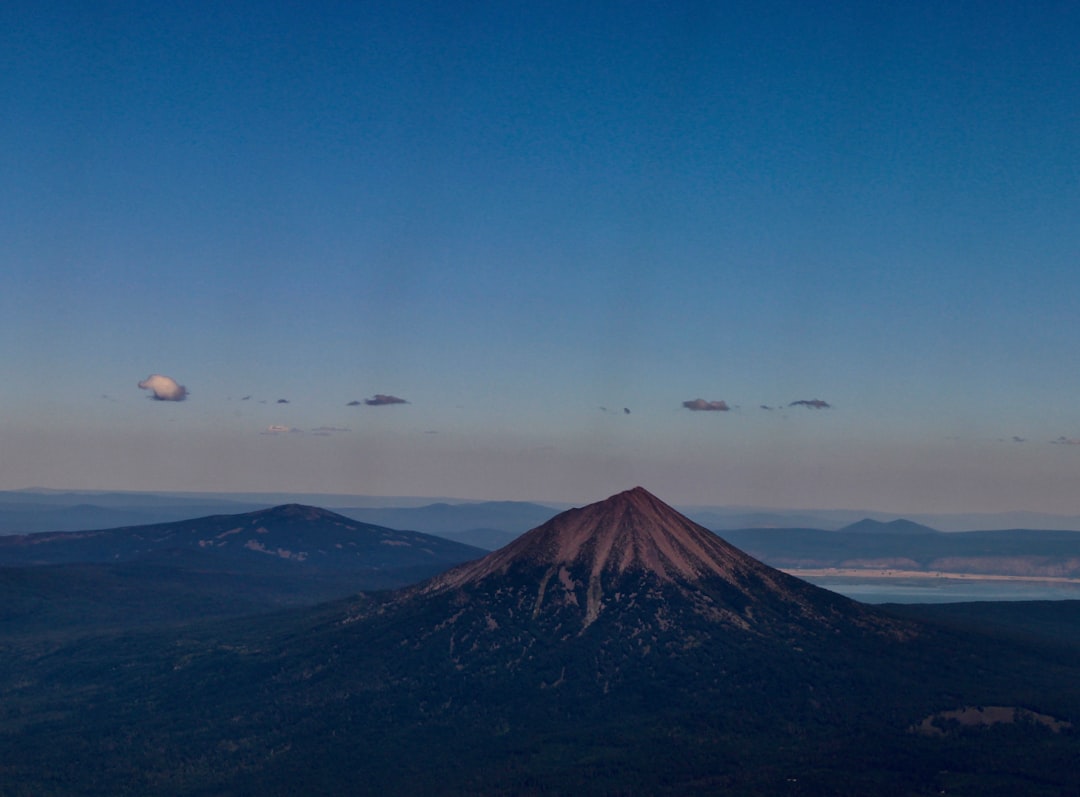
left=781, top=567, right=1080, bottom=585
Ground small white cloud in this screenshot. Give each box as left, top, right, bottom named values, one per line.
left=263, top=425, right=297, bottom=435
left=138, top=374, right=188, bottom=401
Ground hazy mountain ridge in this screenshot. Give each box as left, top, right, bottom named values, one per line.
left=724, top=526, right=1080, bottom=579
left=336, top=500, right=560, bottom=534
left=8, top=488, right=1080, bottom=539
left=0, top=503, right=483, bottom=569
left=0, top=489, right=562, bottom=537
left=0, top=505, right=486, bottom=635
left=838, top=517, right=941, bottom=535
left=687, top=506, right=1080, bottom=533
left=0, top=491, right=270, bottom=534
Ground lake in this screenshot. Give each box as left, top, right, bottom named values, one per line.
left=801, top=576, right=1080, bottom=604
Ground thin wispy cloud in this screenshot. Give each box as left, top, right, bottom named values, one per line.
left=1051, top=436, right=1080, bottom=445
left=138, top=374, right=188, bottom=402
left=262, top=424, right=297, bottom=435
left=682, top=399, right=730, bottom=412
left=310, top=426, right=351, bottom=436
left=789, top=399, right=831, bottom=409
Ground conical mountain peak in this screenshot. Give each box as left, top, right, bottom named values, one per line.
left=427, top=487, right=785, bottom=590
left=416, top=487, right=900, bottom=637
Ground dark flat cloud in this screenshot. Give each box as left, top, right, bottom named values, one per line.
left=276, top=398, right=290, bottom=404
left=346, top=400, right=362, bottom=406
left=138, top=374, right=188, bottom=401
left=682, top=398, right=730, bottom=412
left=364, top=394, right=408, bottom=406
left=788, top=399, right=831, bottom=409
left=1051, top=436, right=1080, bottom=445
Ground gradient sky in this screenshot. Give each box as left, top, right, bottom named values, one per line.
left=3, top=1, right=1080, bottom=513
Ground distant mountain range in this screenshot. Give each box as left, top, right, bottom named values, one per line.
left=837, top=517, right=941, bottom=535
left=334, top=500, right=558, bottom=549
left=687, top=506, right=1080, bottom=532
left=723, top=524, right=1080, bottom=578
left=0, top=488, right=562, bottom=539
left=4, top=489, right=1079, bottom=582
left=1, top=487, right=1078, bottom=795
left=7, top=488, right=1080, bottom=538
left=0, top=490, right=270, bottom=534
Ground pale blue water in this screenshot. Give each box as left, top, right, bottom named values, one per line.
left=802, top=577, right=1080, bottom=604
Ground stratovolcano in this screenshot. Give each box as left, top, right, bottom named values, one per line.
left=411, top=485, right=909, bottom=640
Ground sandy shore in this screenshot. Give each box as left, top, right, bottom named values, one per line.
left=781, top=567, right=1080, bottom=585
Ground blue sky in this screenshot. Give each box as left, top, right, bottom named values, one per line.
left=3, top=1, right=1080, bottom=512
